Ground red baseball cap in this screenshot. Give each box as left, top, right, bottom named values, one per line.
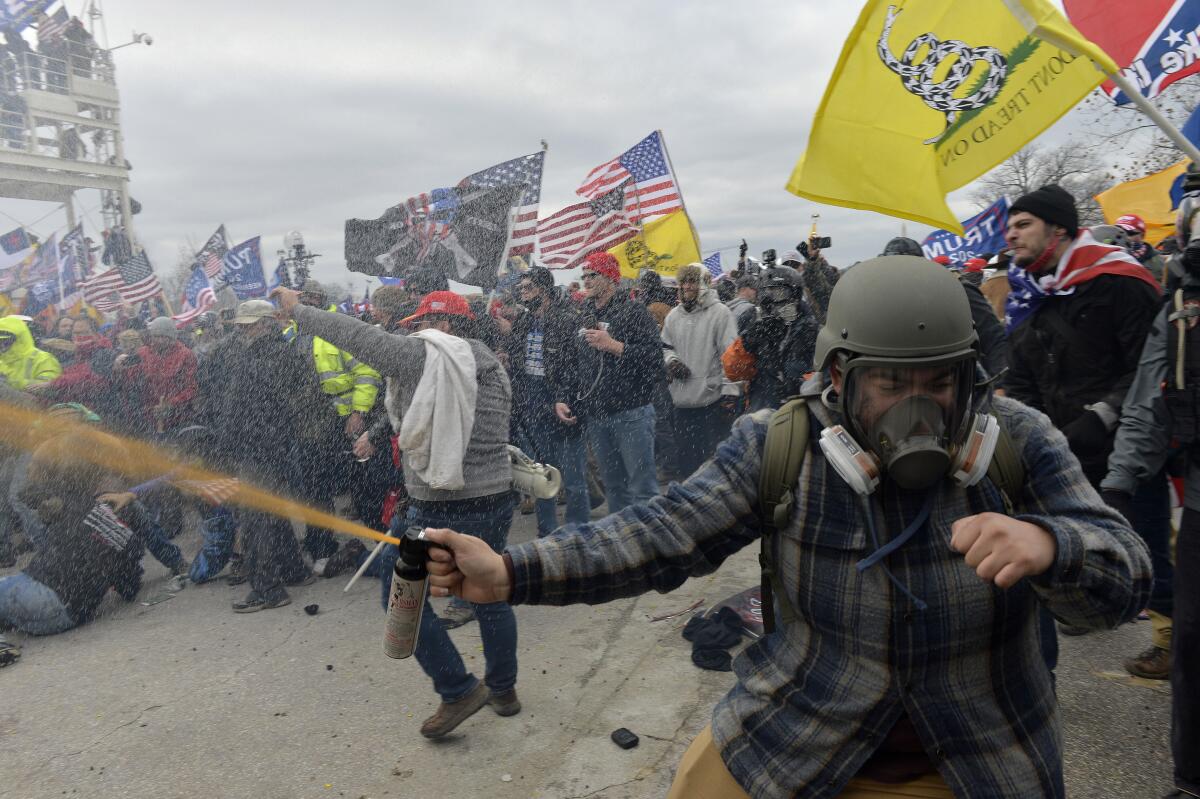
left=582, top=251, right=621, bottom=283
left=1116, top=214, right=1146, bottom=234
left=963, top=257, right=987, bottom=273
left=400, top=290, right=475, bottom=325
left=931, top=255, right=952, bottom=266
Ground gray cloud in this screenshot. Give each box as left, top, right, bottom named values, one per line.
left=11, top=0, right=1087, bottom=296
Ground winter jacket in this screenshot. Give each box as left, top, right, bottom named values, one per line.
left=504, top=297, right=583, bottom=437
left=731, top=305, right=819, bottom=411
left=661, top=288, right=739, bottom=408
left=725, top=296, right=756, bottom=327
left=573, top=292, right=665, bottom=420
left=1007, top=273, right=1160, bottom=483
left=42, top=335, right=111, bottom=399
left=0, top=316, right=61, bottom=389
left=293, top=331, right=382, bottom=417
left=799, top=257, right=840, bottom=325
left=291, top=305, right=512, bottom=503
left=203, top=332, right=326, bottom=485
left=120, top=341, right=198, bottom=432
left=962, top=279, right=1008, bottom=384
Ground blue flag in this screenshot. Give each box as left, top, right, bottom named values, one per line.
left=702, top=252, right=722, bottom=278
left=268, top=256, right=289, bottom=292
left=222, top=237, right=267, bottom=299
left=921, top=197, right=1010, bottom=266
left=22, top=279, right=58, bottom=316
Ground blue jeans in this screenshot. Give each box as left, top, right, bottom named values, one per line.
left=188, top=507, right=237, bottom=583
left=516, top=395, right=590, bottom=537
left=1131, top=468, right=1173, bottom=618
left=0, top=573, right=76, bottom=635
left=377, top=493, right=517, bottom=702
left=586, top=404, right=658, bottom=513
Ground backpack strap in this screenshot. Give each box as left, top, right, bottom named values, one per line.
left=758, top=397, right=810, bottom=635
left=984, top=417, right=1025, bottom=515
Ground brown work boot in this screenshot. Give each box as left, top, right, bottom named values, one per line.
left=419, top=682, right=490, bottom=739
left=489, top=689, right=521, bottom=717
left=1124, top=645, right=1171, bottom=680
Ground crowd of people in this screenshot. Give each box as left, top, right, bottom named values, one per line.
left=0, top=180, right=1194, bottom=797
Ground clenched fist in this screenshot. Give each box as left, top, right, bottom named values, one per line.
left=950, top=512, right=1057, bottom=589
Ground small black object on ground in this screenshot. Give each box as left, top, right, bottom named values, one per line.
left=304, top=604, right=319, bottom=616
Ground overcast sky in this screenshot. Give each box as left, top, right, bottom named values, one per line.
left=9, top=0, right=1096, bottom=294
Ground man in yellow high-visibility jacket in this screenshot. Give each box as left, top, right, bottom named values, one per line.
left=289, top=280, right=382, bottom=563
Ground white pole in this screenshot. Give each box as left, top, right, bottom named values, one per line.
left=343, top=539, right=386, bottom=593
left=1104, top=69, right=1200, bottom=164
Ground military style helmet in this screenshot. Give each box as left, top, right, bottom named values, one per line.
left=815, top=255, right=977, bottom=372
left=1090, top=224, right=1132, bottom=253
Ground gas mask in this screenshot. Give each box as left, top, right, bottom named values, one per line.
left=818, top=358, right=998, bottom=494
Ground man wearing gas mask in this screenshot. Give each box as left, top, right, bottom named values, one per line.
left=1103, top=169, right=1200, bottom=798
left=721, top=266, right=818, bottom=412
left=419, top=256, right=1151, bottom=799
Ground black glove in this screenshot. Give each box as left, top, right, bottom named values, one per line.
left=666, top=359, right=692, bottom=381
left=1100, top=489, right=1134, bottom=523
left=1062, top=410, right=1111, bottom=458
left=742, top=315, right=786, bottom=354
left=1184, top=239, right=1200, bottom=275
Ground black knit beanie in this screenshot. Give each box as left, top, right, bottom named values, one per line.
left=1009, top=184, right=1078, bottom=236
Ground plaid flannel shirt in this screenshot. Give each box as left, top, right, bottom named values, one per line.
left=507, top=395, right=1151, bottom=798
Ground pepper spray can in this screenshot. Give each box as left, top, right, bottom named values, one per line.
left=383, top=525, right=429, bottom=659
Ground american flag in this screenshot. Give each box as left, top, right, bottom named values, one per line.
left=537, top=181, right=638, bottom=269
left=38, top=6, right=68, bottom=41
left=81, top=268, right=124, bottom=311
left=460, top=151, right=543, bottom=258
left=197, top=225, right=229, bottom=279
left=1004, top=228, right=1161, bottom=332
left=116, top=250, right=162, bottom=304
left=576, top=131, right=683, bottom=224
left=703, top=252, right=722, bottom=279
left=172, top=263, right=216, bottom=325
left=175, top=477, right=240, bottom=506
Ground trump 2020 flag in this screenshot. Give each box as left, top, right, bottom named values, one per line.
left=787, top=0, right=1118, bottom=232
left=921, top=197, right=1010, bottom=265
left=222, top=237, right=267, bottom=299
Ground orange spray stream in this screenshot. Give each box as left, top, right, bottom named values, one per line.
left=0, top=400, right=401, bottom=546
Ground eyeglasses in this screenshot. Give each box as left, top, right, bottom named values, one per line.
left=581, top=272, right=599, bottom=281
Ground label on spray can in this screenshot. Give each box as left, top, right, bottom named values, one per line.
left=383, top=526, right=429, bottom=659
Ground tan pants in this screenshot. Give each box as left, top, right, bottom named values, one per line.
left=667, top=726, right=954, bottom=799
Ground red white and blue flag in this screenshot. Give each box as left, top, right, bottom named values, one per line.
left=1005, top=229, right=1161, bottom=331
left=537, top=181, right=638, bottom=269
left=1065, top=0, right=1200, bottom=104
left=116, top=250, right=162, bottom=304
left=81, top=268, right=124, bottom=311
left=197, top=225, right=229, bottom=279
left=460, top=151, right=543, bottom=258
left=576, top=131, right=683, bottom=224
left=172, top=263, right=216, bottom=325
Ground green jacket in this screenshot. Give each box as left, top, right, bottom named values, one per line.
left=0, top=316, right=62, bottom=389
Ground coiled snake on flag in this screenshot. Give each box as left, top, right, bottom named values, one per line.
left=877, top=5, right=1008, bottom=144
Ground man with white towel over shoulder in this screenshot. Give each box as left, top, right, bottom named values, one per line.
left=273, top=286, right=518, bottom=740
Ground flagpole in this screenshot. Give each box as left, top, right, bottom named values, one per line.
left=1104, top=69, right=1200, bottom=164
left=656, top=129, right=700, bottom=253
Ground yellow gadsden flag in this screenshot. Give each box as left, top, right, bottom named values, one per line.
left=787, top=0, right=1118, bottom=232
left=1095, top=160, right=1188, bottom=246
left=608, top=209, right=701, bottom=280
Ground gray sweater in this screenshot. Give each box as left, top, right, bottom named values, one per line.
left=292, top=305, right=512, bottom=502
